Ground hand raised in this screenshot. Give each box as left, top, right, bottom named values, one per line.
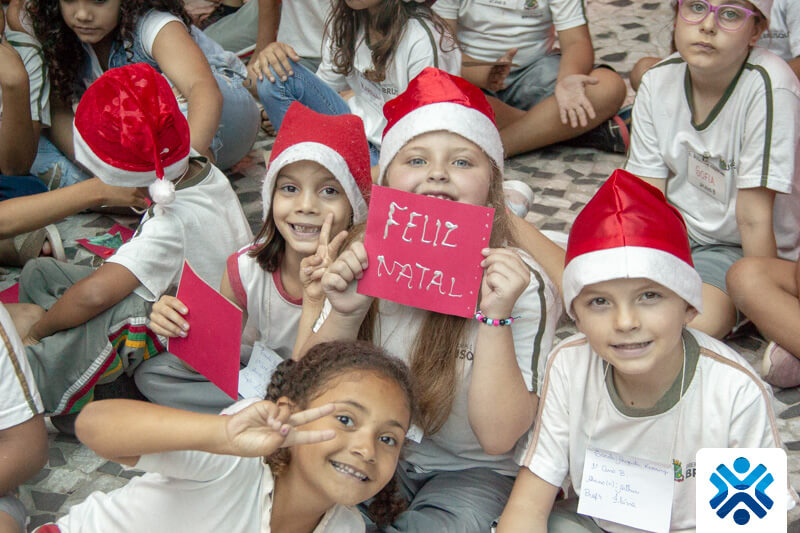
left=479, top=248, right=530, bottom=319
left=224, top=401, right=336, bottom=457
left=321, top=240, right=373, bottom=317
left=300, top=214, right=348, bottom=304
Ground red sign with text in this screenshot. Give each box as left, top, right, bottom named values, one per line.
left=358, top=185, right=494, bottom=318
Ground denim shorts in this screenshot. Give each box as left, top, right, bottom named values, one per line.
left=487, top=52, right=561, bottom=110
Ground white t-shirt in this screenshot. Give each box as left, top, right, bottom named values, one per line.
left=316, top=18, right=461, bottom=146
left=758, top=0, right=800, bottom=62
left=625, top=48, right=800, bottom=259
left=0, top=30, right=50, bottom=127
left=0, top=303, right=43, bottom=430
left=277, top=0, right=329, bottom=60
left=333, top=250, right=560, bottom=475
left=53, top=401, right=364, bottom=533
left=517, top=329, right=793, bottom=532
left=226, top=245, right=303, bottom=363
left=107, top=160, right=252, bottom=302
left=433, top=0, right=586, bottom=72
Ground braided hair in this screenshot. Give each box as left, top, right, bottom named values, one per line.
left=264, top=340, right=416, bottom=527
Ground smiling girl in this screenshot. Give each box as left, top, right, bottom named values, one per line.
left=27, top=0, right=258, bottom=186
left=33, top=340, right=416, bottom=533
left=625, top=0, right=800, bottom=338
left=303, top=68, right=561, bottom=531
left=136, top=102, right=372, bottom=414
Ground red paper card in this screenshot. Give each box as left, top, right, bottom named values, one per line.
left=0, top=284, right=19, bottom=304
left=76, top=223, right=135, bottom=259
left=169, top=261, right=242, bottom=399
left=358, top=185, right=494, bottom=317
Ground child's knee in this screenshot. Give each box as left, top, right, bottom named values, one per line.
left=587, top=68, right=626, bottom=114
left=726, top=257, right=761, bottom=300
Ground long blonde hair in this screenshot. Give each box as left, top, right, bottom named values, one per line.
left=359, top=161, right=515, bottom=434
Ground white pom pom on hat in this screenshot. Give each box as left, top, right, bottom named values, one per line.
left=73, top=63, right=191, bottom=212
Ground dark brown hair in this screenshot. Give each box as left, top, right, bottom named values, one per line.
left=325, top=0, right=456, bottom=83
left=29, top=0, right=191, bottom=103
left=264, top=340, right=416, bottom=526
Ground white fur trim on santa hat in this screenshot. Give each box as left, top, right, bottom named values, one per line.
left=378, top=102, right=504, bottom=183
left=73, top=124, right=190, bottom=187
left=562, top=246, right=703, bottom=319
left=262, top=142, right=369, bottom=224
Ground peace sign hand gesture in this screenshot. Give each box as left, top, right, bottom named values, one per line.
left=300, top=213, right=349, bottom=304
left=223, top=401, right=336, bottom=457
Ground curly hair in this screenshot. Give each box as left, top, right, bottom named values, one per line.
left=29, top=0, right=191, bottom=103
left=325, top=0, right=456, bottom=83
left=263, top=340, right=417, bottom=526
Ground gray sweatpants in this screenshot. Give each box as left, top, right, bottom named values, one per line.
left=371, top=461, right=515, bottom=532
left=0, top=493, right=26, bottom=532
left=134, top=352, right=238, bottom=414
left=20, top=259, right=158, bottom=415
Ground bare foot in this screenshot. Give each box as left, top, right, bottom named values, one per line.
left=6, top=303, right=46, bottom=339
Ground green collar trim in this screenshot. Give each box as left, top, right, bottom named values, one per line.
left=684, top=53, right=749, bottom=131
left=605, top=329, right=699, bottom=418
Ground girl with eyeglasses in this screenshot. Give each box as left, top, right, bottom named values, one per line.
left=623, top=0, right=800, bottom=341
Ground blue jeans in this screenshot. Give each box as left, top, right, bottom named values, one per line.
left=257, top=60, right=380, bottom=166
left=205, top=66, right=260, bottom=170
left=30, top=136, right=91, bottom=189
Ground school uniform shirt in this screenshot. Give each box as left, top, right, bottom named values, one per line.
left=625, top=48, right=800, bottom=260
left=758, top=0, right=800, bottom=62
left=316, top=18, right=461, bottom=146
left=332, top=250, right=560, bottom=476
left=0, top=30, right=50, bottom=128
left=277, top=0, right=329, bottom=61
left=226, top=245, right=303, bottom=363
left=107, top=159, right=252, bottom=301
left=0, top=303, right=43, bottom=430
left=517, top=329, right=794, bottom=532
left=52, top=399, right=364, bottom=533
left=432, top=0, right=586, bottom=73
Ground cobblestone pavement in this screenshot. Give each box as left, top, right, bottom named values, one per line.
left=8, top=0, right=800, bottom=530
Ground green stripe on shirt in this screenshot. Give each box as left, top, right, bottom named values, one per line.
left=744, top=63, right=774, bottom=186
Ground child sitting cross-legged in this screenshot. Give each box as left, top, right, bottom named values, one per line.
left=12, top=63, right=252, bottom=428
left=497, top=169, right=794, bottom=532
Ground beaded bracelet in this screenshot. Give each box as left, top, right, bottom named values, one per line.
left=474, top=310, right=518, bottom=326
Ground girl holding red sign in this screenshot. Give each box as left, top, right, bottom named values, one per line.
left=302, top=68, right=561, bottom=531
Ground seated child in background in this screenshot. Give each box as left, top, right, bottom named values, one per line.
left=32, top=340, right=416, bottom=533
left=625, top=0, right=800, bottom=339
left=0, top=4, right=49, bottom=195
left=432, top=0, right=628, bottom=156
left=13, top=64, right=252, bottom=426
left=727, top=256, right=800, bottom=388
left=0, top=303, right=47, bottom=533
left=631, top=0, right=799, bottom=90
left=137, top=102, right=372, bottom=413
left=497, top=170, right=793, bottom=532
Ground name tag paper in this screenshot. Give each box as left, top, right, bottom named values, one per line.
left=687, top=151, right=727, bottom=203
left=238, top=342, right=283, bottom=399
left=358, top=185, right=494, bottom=318
left=578, top=447, right=674, bottom=533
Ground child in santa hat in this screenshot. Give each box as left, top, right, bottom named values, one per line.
left=14, top=63, right=252, bottom=430
left=136, top=102, right=372, bottom=413
left=302, top=67, right=561, bottom=531
left=497, top=169, right=792, bottom=532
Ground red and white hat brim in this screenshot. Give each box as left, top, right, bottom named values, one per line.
left=262, top=142, right=369, bottom=224
left=378, top=102, right=503, bottom=183
left=562, top=246, right=703, bottom=318
left=73, top=123, right=190, bottom=187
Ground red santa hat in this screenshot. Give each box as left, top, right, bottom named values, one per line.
left=262, top=102, right=371, bottom=223
left=73, top=63, right=191, bottom=209
left=378, top=67, right=503, bottom=183
left=563, top=169, right=703, bottom=318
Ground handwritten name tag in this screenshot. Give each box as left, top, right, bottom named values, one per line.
left=577, top=447, right=674, bottom=533
left=238, top=342, right=283, bottom=399
left=358, top=185, right=493, bottom=318
left=687, top=151, right=727, bottom=203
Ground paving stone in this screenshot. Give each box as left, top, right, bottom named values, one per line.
left=30, top=491, right=68, bottom=513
